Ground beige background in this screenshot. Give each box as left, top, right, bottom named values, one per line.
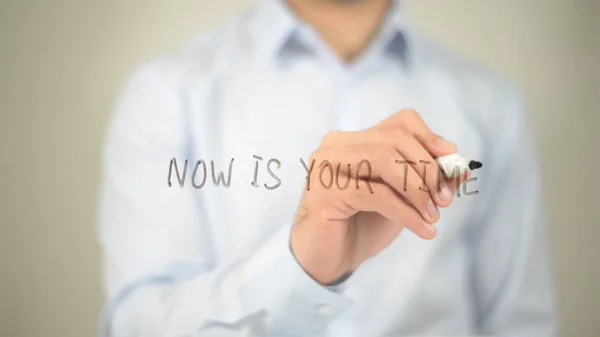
left=1, top=0, right=599, bottom=336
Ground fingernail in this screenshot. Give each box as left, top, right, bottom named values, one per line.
left=439, top=185, right=453, bottom=202
left=436, top=136, right=456, bottom=150
left=424, top=223, right=437, bottom=238
left=427, top=200, right=440, bottom=221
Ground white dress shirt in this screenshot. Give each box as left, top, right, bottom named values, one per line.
left=98, top=0, right=558, bottom=336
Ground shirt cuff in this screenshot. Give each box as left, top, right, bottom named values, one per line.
left=239, top=225, right=354, bottom=335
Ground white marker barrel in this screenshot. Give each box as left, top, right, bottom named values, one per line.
left=436, top=154, right=471, bottom=178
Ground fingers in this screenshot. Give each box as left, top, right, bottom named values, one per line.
left=320, top=123, right=455, bottom=208
left=316, top=172, right=471, bottom=240
left=328, top=180, right=438, bottom=240
left=308, top=146, right=441, bottom=225
left=378, top=108, right=457, bottom=156
left=374, top=127, right=454, bottom=207
left=312, top=128, right=456, bottom=223
left=309, top=109, right=465, bottom=238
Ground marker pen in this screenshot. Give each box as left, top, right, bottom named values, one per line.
left=435, top=154, right=482, bottom=178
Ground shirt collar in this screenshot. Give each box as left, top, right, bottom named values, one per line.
left=249, top=0, right=298, bottom=61
left=249, top=0, right=414, bottom=65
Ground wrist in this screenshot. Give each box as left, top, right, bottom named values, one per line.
left=289, top=229, right=351, bottom=285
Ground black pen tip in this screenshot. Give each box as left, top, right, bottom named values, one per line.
left=468, top=160, right=483, bottom=170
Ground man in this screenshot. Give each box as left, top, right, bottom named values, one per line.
left=98, top=0, right=558, bottom=336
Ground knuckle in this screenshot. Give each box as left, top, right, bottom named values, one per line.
left=368, top=127, right=388, bottom=144
left=393, top=123, right=413, bottom=144
left=373, top=147, right=395, bottom=166
left=309, top=149, right=322, bottom=163
left=403, top=108, right=425, bottom=125
left=321, top=130, right=343, bottom=146
left=343, top=144, right=358, bottom=159
left=396, top=124, right=412, bottom=138
left=401, top=108, right=418, bottom=118
left=378, top=127, right=404, bottom=144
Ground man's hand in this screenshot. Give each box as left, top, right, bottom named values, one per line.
left=290, top=108, right=469, bottom=285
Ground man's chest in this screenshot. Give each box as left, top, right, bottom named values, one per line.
left=184, top=69, right=483, bottom=332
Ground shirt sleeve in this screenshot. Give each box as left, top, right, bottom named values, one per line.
left=469, top=88, right=559, bottom=336
left=98, top=62, right=353, bottom=337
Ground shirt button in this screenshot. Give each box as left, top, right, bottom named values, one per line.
left=316, top=304, right=336, bottom=317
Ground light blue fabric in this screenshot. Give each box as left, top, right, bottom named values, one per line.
left=98, top=0, right=558, bottom=336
